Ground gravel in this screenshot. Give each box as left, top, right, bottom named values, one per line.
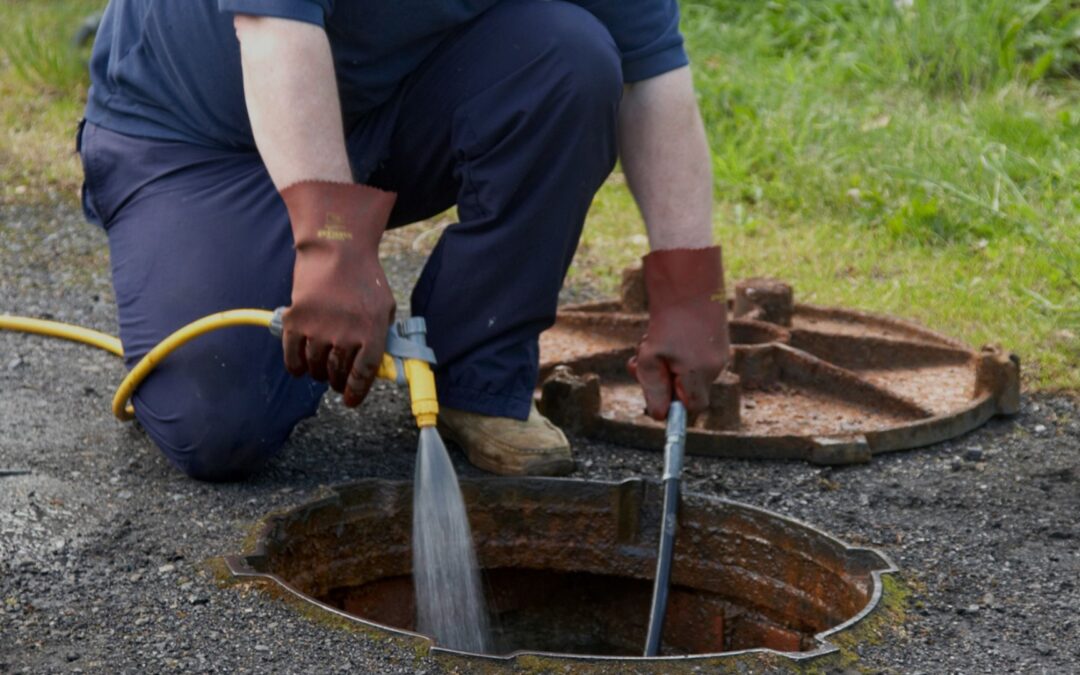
left=2, top=202, right=1078, bottom=674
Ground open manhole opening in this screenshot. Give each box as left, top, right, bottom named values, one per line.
left=228, top=478, right=896, bottom=664
left=329, top=568, right=814, bottom=656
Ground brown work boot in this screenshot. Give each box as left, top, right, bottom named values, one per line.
left=437, top=403, right=574, bottom=476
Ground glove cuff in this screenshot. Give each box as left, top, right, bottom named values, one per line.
left=641, top=245, right=725, bottom=309
left=281, top=180, right=397, bottom=252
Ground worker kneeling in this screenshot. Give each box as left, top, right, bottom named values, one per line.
left=77, top=0, right=730, bottom=481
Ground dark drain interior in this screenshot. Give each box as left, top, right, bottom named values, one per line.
left=227, top=478, right=895, bottom=660
left=322, top=568, right=813, bottom=656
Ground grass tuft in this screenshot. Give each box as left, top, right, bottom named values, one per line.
left=0, top=1, right=97, bottom=204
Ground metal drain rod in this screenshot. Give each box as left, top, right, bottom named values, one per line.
left=644, top=400, right=687, bottom=656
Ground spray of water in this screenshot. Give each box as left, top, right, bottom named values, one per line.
left=412, top=426, right=492, bottom=653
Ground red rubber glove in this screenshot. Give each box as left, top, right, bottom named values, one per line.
left=628, top=246, right=730, bottom=420
left=280, top=181, right=397, bottom=408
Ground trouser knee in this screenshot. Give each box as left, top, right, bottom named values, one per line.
left=132, top=337, right=324, bottom=482
left=137, top=383, right=321, bottom=482
left=141, top=408, right=289, bottom=481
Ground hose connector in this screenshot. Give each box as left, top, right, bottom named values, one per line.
left=404, top=359, right=438, bottom=428
left=269, top=306, right=285, bottom=338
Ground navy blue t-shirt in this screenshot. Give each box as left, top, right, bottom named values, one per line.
left=86, top=0, right=688, bottom=150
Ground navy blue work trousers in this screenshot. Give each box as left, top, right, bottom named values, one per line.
left=78, top=0, right=621, bottom=481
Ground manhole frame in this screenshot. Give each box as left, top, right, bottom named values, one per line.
left=537, top=274, right=1020, bottom=466
left=223, top=477, right=899, bottom=667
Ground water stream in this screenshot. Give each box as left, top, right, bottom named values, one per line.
left=412, top=426, right=492, bottom=653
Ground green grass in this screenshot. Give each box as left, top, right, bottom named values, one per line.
left=1, top=0, right=1077, bottom=389
left=576, top=0, right=1080, bottom=390
left=0, top=0, right=96, bottom=204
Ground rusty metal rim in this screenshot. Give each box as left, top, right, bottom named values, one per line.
left=556, top=299, right=971, bottom=351
left=575, top=390, right=999, bottom=464
left=225, top=477, right=898, bottom=664
left=540, top=292, right=1019, bottom=463
left=789, top=302, right=971, bottom=349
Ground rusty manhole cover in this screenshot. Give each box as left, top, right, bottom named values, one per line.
left=538, top=272, right=1020, bottom=465
left=225, top=478, right=897, bottom=668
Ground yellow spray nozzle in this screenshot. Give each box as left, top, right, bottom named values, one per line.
left=372, top=355, right=436, bottom=427
left=403, top=358, right=438, bottom=428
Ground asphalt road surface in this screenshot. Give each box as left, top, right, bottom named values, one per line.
left=1, top=203, right=1077, bottom=673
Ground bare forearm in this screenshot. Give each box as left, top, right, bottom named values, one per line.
left=234, top=15, right=351, bottom=190
left=618, top=66, right=713, bottom=251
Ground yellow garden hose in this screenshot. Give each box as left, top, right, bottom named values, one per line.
left=0, top=309, right=437, bottom=427
left=0, top=315, right=123, bottom=357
